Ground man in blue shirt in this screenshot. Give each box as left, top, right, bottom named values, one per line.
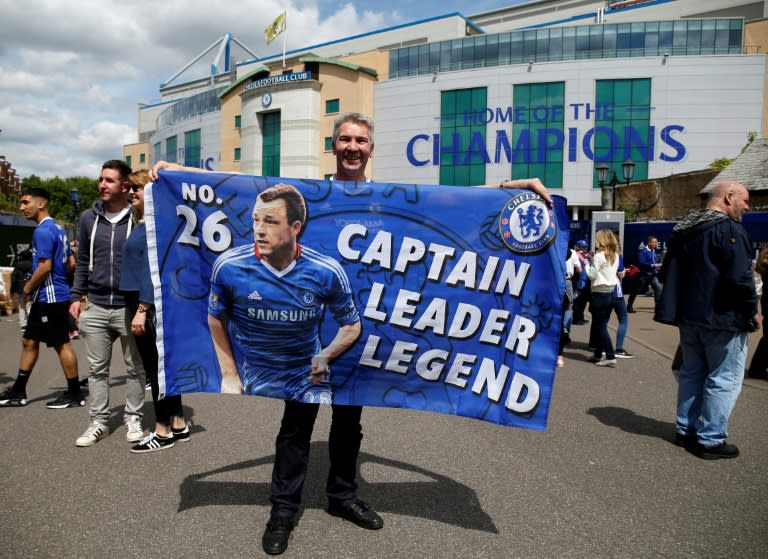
left=0, top=188, right=85, bottom=409
left=627, top=235, right=662, bottom=313
left=208, top=183, right=361, bottom=404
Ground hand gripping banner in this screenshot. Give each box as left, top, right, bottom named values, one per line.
left=146, top=172, right=568, bottom=430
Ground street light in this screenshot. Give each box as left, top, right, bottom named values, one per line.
left=69, top=186, right=80, bottom=222
left=596, top=160, right=635, bottom=211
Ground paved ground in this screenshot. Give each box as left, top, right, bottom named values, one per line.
left=0, top=296, right=766, bottom=558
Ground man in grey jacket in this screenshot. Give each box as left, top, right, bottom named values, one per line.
left=69, top=160, right=146, bottom=447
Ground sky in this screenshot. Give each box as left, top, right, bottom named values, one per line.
left=0, top=0, right=528, bottom=181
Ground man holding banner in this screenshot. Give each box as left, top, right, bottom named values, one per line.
left=150, top=112, right=557, bottom=555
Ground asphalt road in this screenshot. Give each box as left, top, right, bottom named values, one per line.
left=0, top=299, right=766, bottom=558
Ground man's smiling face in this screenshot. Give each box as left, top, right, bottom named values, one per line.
left=333, top=121, right=373, bottom=182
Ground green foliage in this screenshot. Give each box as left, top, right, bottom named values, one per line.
left=709, top=130, right=758, bottom=169
left=9, top=175, right=98, bottom=223
left=708, top=157, right=733, bottom=170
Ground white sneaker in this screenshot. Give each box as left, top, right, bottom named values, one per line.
left=125, top=418, right=144, bottom=443
left=76, top=421, right=108, bottom=447
left=594, top=358, right=617, bottom=368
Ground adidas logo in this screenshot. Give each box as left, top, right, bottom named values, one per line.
left=248, top=290, right=262, bottom=301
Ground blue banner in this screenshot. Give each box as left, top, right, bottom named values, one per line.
left=146, top=172, right=568, bottom=430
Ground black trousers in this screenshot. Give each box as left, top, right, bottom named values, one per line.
left=270, top=400, right=363, bottom=518
left=125, top=293, right=183, bottom=425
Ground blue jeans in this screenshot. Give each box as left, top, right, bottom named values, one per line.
left=612, top=295, right=628, bottom=350
left=676, top=325, right=747, bottom=446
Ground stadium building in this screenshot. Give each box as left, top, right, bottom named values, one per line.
left=124, top=0, right=768, bottom=216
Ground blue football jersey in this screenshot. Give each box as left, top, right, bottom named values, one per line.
left=32, top=217, right=71, bottom=303
left=208, top=243, right=359, bottom=375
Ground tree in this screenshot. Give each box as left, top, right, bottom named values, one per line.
left=6, top=175, right=98, bottom=222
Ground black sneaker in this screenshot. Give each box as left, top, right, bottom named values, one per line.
left=79, top=378, right=90, bottom=391
left=615, top=349, right=634, bottom=359
left=262, top=517, right=294, bottom=555
left=0, top=387, right=28, bottom=407
left=328, top=499, right=383, bottom=530
left=130, top=432, right=175, bottom=454
left=695, top=441, right=739, bottom=460
left=171, top=425, right=191, bottom=442
left=46, top=392, right=86, bottom=409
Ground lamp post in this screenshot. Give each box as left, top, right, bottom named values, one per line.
left=596, top=163, right=610, bottom=210
left=70, top=187, right=80, bottom=218
left=596, top=160, right=635, bottom=211
left=69, top=187, right=81, bottom=244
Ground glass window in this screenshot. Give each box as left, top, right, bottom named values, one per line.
left=701, top=20, right=716, bottom=54
left=576, top=26, right=590, bottom=58
left=126, top=155, right=132, bottom=169
left=429, top=43, right=440, bottom=73
left=512, top=82, right=565, bottom=188
left=386, top=19, right=743, bottom=78
left=729, top=19, right=743, bottom=52
left=510, top=33, right=523, bottom=63
left=153, top=142, right=161, bottom=164
left=262, top=111, right=281, bottom=176
left=234, top=147, right=241, bottom=161
left=715, top=20, right=730, bottom=53
left=498, top=33, right=511, bottom=65
left=687, top=20, right=701, bottom=53
left=235, top=115, right=241, bottom=129
left=593, top=79, right=651, bottom=189
left=549, top=28, right=563, bottom=60
left=537, top=29, right=549, bottom=60
left=324, top=136, right=333, bottom=152
left=562, top=27, right=576, bottom=60
left=184, top=129, right=201, bottom=168
left=630, top=22, right=646, bottom=52
left=439, top=88, right=487, bottom=186
left=325, top=99, right=340, bottom=114
left=589, top=25, right=603, bottom=57
left=166, top=136, right=177, bottom=164
left=659, top=21, right=673, bottom=51
left=139, top=153, right=146, bottom=164
left=523, top=30, right=537, bottom=61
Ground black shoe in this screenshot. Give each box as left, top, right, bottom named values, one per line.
left=171, top=425, right=191, bottom=442
left=0, top=387, right=28, bottom=407
left=695, top=441, right=739, bottom=460
left=328, top=499, right=383, bottom=530
left=46, top=392, right=86, bottom=409
left=627, top=308, right=636, bottom=313
left=262, top=517, right=294, bottom=555
left=79, top=378, right=90, bottom=391
left=674, top=433, right=697, bottom=448
left=614, top=349, right=634, bottom=359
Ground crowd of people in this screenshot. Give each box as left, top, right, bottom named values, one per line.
left=0, top=111, right=764, bottom=554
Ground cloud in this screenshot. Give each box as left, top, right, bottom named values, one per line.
left=0, top=0, right=419, bottom=179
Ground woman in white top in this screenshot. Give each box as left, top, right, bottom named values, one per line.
left=587, top=229, right=620, bottom=366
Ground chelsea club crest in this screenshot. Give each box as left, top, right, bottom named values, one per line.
left=498, top=192, right=557, bottom=255
left=301, top=290, right=316, bottom=306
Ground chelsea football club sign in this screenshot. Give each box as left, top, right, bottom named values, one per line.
left=499, top=192, right=557, bottom=255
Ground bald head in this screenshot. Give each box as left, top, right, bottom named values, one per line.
left=707, top=180, right=749, bottom=221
